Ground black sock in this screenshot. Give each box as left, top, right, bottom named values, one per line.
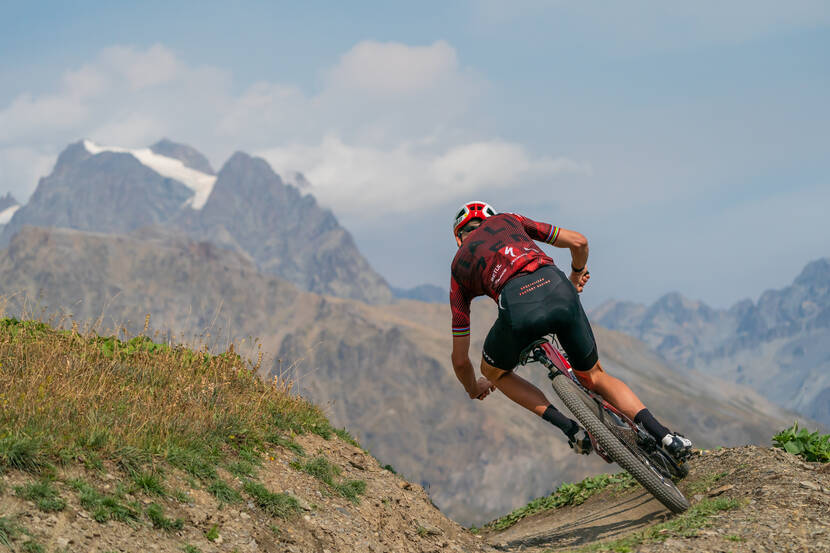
left=542, top=405, right=579, bottom=438
left=634, top=408, right=670, bottom=441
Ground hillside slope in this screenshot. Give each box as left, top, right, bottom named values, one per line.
left=0, top=318, right=486, bottom=553
left=484, top=445, right=830, bottom=552
left=0, top=226, right=809, bottom=526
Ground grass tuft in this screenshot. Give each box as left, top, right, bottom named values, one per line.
left=14, top=480, right=66, bottom=512
left=0, top=436, right=48, bottom=473
left=0, top=516, right=21, bottom=548
left=291, top=455, right=367, bottom=504
left=68, top=479, right=141, bottom=525
left=242, top=481, right=300, bottom=518
left=146, top=502, right=183, bottom=531
left=485, top=472, right=637, bottom=531
left=131, top=471, right=167, bottom=496
left=207, top=479, right=242, bottom=504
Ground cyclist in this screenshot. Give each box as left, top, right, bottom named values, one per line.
left=449, top=201, right=692, bottom=461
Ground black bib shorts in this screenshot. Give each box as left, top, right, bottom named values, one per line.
left=482, top=265, right=599, bottom=372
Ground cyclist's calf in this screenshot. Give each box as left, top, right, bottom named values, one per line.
left=573, top=362, right=605, bottom=390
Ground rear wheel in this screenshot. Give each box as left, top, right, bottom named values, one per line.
left=551, top=373, right=690, bottom=513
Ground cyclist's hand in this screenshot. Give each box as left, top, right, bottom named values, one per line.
left=472, top=377, right=496, bottom=400
left=569, top=270, right=590, bottom=293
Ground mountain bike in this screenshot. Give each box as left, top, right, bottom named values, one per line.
left=519, top=337, right=690, bottom=514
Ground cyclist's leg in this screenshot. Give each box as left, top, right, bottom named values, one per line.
left=482, top=313, right=579, bottom=438
left=557, top=294, right=691, bottom=457
left=550, top=276, right=646, bottom=419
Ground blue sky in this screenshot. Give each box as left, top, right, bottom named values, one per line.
left=1, top=1, right=828, bottom=309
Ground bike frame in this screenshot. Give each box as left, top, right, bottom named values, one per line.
left=525, top=339, right=657, bottom=464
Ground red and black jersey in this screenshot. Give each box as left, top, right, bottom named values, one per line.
left=450, top=213, right=560, bottom=336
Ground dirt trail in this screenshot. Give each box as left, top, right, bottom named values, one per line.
left=484, top=446, right=830, bottom=552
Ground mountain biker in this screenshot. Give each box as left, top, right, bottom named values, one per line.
left=449, top=201, right=692, bottom=461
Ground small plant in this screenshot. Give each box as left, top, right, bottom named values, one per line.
left=242, top=481, right=300, bottom=518
left=205, top=524, right=220, bottom=541
left=290, top=455, right=366, bottom=503
left=207, top=479, right=242, bottom=504
left=69, top=479, right=141, bottom=525
left=333, top=427, right=360, bottom=448
left=265, top=433, right=305, bottom=456
left=381, top=464, right=397, bottom=474
left=0, top=516, right=21, bottom=548
left=21, top=541, right=45, bottom=553
left=146, top=502, right=183, bottom=531
left=226, top=459, right=256, bottom=478
left=172, top=489, right=191, bottom=503
left=14, top=480, right=66, bottom=512
left=0, top=436, right=47, bottom=473
left=131, top=471, right=167, bottom=496
left=182, top=545, right=202, bottom=553
left=773, top=423, right=830, bottom=462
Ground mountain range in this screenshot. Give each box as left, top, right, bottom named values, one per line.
left=0, top=139, right=391, bottom=304
left=591, top=259, right=830, bottom=427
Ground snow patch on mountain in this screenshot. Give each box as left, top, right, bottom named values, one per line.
left=0, top=205, right=20, bottom=225
left=83, top=140, right=216, bottom=209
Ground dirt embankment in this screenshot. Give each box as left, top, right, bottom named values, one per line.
left=484, top=446, right=830, bottom=552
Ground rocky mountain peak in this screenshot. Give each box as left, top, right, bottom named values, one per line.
left=149, top=138, right=215, bottom=174
left=0, top=193, right=18, bottom=212
left=794, top=258, right=830, bottom=290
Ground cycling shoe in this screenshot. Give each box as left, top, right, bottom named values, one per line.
left=661, top=433, right=693, bottom=462
left=568, top=428, right=593, bottom=455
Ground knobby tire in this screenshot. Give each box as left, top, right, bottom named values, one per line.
left=551, top=373, right=690, bottom=514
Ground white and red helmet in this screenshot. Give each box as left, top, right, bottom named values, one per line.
left=452, top=200, right=497, bottom=237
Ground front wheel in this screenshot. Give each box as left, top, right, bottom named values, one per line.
left=551, top=373, right=690, bottom=513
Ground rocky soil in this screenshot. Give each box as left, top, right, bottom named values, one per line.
left=485, top=446, right=830, bottom=552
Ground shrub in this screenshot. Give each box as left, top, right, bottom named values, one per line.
left=773, top=423, right=830, bottom=463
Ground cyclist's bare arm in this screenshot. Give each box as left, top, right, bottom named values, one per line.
left=451, top=335, right=494, bottom=400
left=553, top=228, right=590, bottom=292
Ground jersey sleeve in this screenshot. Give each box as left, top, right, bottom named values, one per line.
left=510, top=213, right=560, bottom=245
left=449, top=276, right=471, bottom=337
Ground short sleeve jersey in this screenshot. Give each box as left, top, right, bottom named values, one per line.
left=449, top=213, right=560, bottom=337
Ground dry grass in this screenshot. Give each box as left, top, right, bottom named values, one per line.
left=0, top=317, right=333, bottom=476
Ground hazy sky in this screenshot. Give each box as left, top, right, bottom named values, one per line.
left=1, top=1, right=828, bottom=309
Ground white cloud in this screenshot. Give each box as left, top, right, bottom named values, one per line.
left=258, top=136, right=588, bottom=215
left=326, top=40, right=460, bottom=95
left=0, top=39, right=511, bottom=209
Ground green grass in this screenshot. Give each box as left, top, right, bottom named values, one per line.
left=0, top=317, right=335, bottom=487
left=686, top=470, right=728, bottom=495
left=226, top=459, right=257, bottom=478
left=265, top=433, right=305, bottom=456
left=182, top=544, right=202, bottom=553
left=146, top=502, right=183, bottom=531
left=290, top=455, right=367, bottom=503
left=773, top=423, right=830, bottom=463
left=14, top=480, right=66, bottom=512
left=0, top=436, right=48, bottom=473
left=206, top=524, right=220, bottom=541
left=485, top=472, right=638, bottom=531
left=68, top=479, right=141, bottom=525
left=242, top=481, right=300, bottom=519
left=568, top=497, right=741, bottom=552
left=0, top=516, right=21, bottom=548
left=131, top=471, right=167, bottom=496
left=207, top=479, right=242, bottom=504
left=21, top=541, right=45, bottom=553
left=333, top=427, right=361, bottom=448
